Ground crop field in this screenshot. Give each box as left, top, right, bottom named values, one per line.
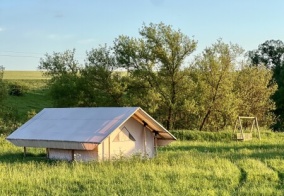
left=3, top=71, right=48, bottom=80
left=1, top=133, right=284, bottom=195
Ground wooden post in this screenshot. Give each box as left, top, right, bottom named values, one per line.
left=46, top=148, right=49, bottom=159
left=250, top=119, right=255, bottom=133
left=102, top=141, right=105, bottom=161
left=233, top=119, right=238, bottom=133
left=23, top=147, right=27, bottom=157
left=108, top=136, right=111, bottom=160
left=71, top=150, right=74, bottom=161
left=154, top=131, right=158, bottom=156
left=255, top=117, right=261, bottom=140
left=239, top=117, right=244, bottom=140
left=143, top=122, right=147, bottom=157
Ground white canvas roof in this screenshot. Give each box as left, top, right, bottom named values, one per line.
left=6, top=107, right=176, bottom=150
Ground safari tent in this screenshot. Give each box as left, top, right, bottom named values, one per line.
left=6, top=107, right=176, bottom=161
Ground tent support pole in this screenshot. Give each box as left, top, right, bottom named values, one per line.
left=46, top=148, right=49, bottom=159
left=102, top=141, right=105, bottom=161
left=23, top=147, right=26, bottom=157
left=154, top=131, right=158, bottom=156
left=71, top=150, right=74, bottom=161
left=108, top=136, right=111, bottom=160
left=143, top=121, right=147, bottom=157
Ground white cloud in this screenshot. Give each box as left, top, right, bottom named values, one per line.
left=77, top=38, right=96, bottom=45
left=0, top=27, right=5, bottom=32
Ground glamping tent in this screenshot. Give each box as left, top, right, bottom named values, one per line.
left=6, top=107, right=176, bottom=161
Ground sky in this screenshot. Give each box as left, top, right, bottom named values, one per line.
left=1, top=0, right=284, bottom=70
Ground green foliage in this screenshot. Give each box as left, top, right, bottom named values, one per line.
left=248, top=40, right=284, bottom=131
left=8, top=83, right=28, bottom=96
left=192, top=40, right=243, bottom=131
left=115, top=22, right=197, bottom=129
left=248, top=40, right=284, bottom=69
left=80, top=45, right=127, bottom=106
left=35, top=24, right=278, bottom=130
left=39, top=49, right=80, bottom=78
left=48, top=74, right=82, bottom=107
left=38, top=49, right=82, bottom=107
left=234, top=66, right=277, bottom=126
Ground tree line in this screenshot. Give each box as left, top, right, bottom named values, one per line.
left=36, top=23, right=282, bottom=131
left=1, top=23, right=282, bottom=131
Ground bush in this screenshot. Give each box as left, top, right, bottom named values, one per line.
left=0, top=82, right=7, bottom=101
left=8, top=83, right=27, bottom=96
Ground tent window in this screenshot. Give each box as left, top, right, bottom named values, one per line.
left=113, top=127, right=135, bottom=142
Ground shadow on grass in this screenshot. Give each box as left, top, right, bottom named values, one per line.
left=0, top=152, right=52, bottom=164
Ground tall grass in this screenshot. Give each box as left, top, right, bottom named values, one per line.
left=1, top=132, right=284, bottom=195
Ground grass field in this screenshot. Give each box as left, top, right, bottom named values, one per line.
left=2, top=71, right=52, bottom=129
left=2, top=79, right=52, bottom=121
left=0, top=71, right=53, bottom=133
left=1, top=134, right=284, bottom=195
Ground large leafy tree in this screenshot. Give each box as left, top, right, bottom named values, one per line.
left=114, top=23, right=197, bottom=129
left=39, top=49, right=80, bottom=78
left=81, top=45, right=127, bottom=106
left=248, top=40, right=284, bottom=70
left=234, top=66, right=277, bottom=126
left=192, top=40, right=243, bottom=131
left=248, top=40, right=284, bottom=130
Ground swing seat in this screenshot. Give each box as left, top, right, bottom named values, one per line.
left=235, top=133, right=252, bottom=141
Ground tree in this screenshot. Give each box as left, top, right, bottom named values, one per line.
left=234, top=66, right=277, bottom=127
left=192, top=40, right=243, bottom=131
left=248, top=40, right=284, bottom=69
left=38, top=49, right=82, bottom=107
left=114, top=23, right=197, bottom=129
left=81, top=45, right=127, bottom=107
left=248, top=40, right=284, bottom=130
left=39, top=49, right=80, bottom=78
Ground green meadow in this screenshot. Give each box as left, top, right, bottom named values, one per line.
left=2, top=71, right=52, bottom=121
left=1, top=134, right=284, bottom=195
left=1, top=71, right=284, bottom=195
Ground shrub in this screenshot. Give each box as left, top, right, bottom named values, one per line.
left=8, top=83, right=27, bottom=96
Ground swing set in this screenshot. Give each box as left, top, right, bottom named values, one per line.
left=233, top=116, right=261, bottom=141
